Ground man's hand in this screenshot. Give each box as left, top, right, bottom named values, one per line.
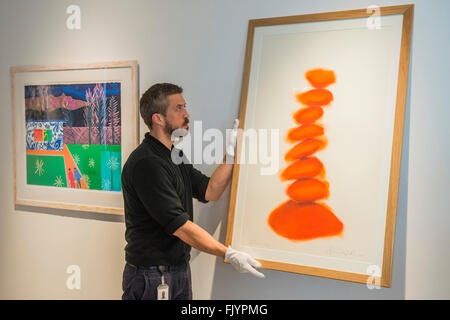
left=225, top=246, right=265, bottom=278
left=226, top=119, right=239, bottom=160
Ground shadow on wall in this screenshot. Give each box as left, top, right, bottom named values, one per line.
left=14, top=204, right=125, bottom=223
left=207, top=42, right=414, bottom=300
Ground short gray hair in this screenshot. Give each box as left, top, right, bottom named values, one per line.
left=140, top=83, right=183, bottom=129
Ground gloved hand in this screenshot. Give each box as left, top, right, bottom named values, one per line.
left=226, top=119, right=239, bottom=162
left=224, top=246, right=265, bottom=278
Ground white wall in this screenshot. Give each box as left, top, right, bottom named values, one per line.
left=0, top=0, right=448, bottom=299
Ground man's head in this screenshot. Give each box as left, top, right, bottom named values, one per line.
left=140, top=83, right=190, bottom=136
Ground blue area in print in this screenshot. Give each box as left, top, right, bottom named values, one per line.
left=26, top=120, right=65, bottom=151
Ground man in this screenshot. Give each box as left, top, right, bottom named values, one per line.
left=121, top=83, right=264, bottom=300
left=67, top=168, right=75, bottom=188
left=74, top=168, right=82, bottom=189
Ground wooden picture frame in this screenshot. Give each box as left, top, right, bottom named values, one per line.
left=225, top=5, right=413, bottom=287
left=11, top=61, right=139, bottom=215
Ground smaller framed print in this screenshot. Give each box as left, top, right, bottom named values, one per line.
left=11, top=61, right=139, bottom=214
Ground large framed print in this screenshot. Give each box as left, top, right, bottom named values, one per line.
left=225, top=5, right=413, bottom=286
left=11, top=61, right=139, bottom=214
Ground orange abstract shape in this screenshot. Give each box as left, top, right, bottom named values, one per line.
left=296, top=89, right=333, bottom=107
left=268, top=68, right=343, bottom=242
left=293, top=107, right=324, bottom=125
left=280, top=157, right=324, bottom=181
left=305, top=69, right=336, bottom=88
left=286, top=124, right=324, bottom=143
left=26, top=149, right=63, bottom=156
left=284, top=138, right=327, bottom=161
left=34, top=129, right=43, bottom=142
left=286, top=178, right=329, bottom=202
left=268, top=200, right=344, bottom=241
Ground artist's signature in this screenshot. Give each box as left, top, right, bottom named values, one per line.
left=327, top=247, right=365, bottom=259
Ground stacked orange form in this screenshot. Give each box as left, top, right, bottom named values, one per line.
left=268, top=69, right=344, bottom=241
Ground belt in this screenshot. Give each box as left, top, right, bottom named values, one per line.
left=127, top=263, right=187, bottom=272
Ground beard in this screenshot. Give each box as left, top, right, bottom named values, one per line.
left=164, top=117, right=189, bottom=137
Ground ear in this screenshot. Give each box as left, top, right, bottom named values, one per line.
left=151, top=113, right=165, bottom=127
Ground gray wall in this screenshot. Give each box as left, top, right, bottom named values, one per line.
left=0, top=0, right=448, bottom=299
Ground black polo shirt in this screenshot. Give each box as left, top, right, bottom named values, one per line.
left=121, top=132, right=210, bottom=267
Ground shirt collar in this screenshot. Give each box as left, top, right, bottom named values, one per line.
left=144, top=132, right=174, bottom=157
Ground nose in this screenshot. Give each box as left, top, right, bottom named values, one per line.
left=184, top=108, right=190, bottom=119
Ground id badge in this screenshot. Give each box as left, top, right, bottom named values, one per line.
left=157, top=284, right=169, bottom=300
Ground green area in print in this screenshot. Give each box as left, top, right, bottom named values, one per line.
left=26, top=144, right=121, bottom=191
left=66, top=144, right=121, bottom=191
left=26, top=154, right=67, bottom=188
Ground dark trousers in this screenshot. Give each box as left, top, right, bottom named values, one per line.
left=121, top=263, right=192, bottom=300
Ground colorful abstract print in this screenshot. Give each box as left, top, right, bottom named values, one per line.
left=25, top=83, right=122, bottom=191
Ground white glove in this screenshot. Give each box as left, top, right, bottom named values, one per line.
left=226, top=119, right=239, bottom=159
left=225, top=246, right=265, bottom=278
